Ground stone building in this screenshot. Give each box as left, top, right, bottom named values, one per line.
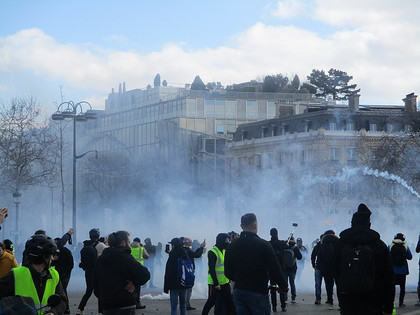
left=226, top=93, right=420, bottom=217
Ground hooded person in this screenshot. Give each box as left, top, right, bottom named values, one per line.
left=389, top=233, right=412, bottom=307
left=202, top=233, right=235, bottom=315
left=93, top=231, right=150, bottom=314
left=164, top=237, right=190, bottom=315
left=333, top=203, right=395, bottom=315
left=268, top=228, right=289, bottom=312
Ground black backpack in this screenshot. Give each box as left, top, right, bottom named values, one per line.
left=390, top=243, right=406, bottom=266
left=318, top=241, right=334, bottom=274
left=283, top=248, right=296, bottom=268
left=79, top=241, right=98, bottom=271
left=0, top=296, right=36, bottom=315
left=338, top=243, right=375, bottom=294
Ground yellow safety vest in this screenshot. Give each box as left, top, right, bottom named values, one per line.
left=207, top=246, right=229, bottom=285
left=14, top=266, right=59, bottom=315
left=130, top=247, right=144, bottom=265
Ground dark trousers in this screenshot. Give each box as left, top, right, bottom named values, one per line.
left=78, top=270, right=99, bottom=311
left=395, top=274, right=406, bottom=304
left=60, top=272, right=71, bottom=311
left=323, top=275, right=335, bottom=303
left=202, top=284, right=235, bottom=315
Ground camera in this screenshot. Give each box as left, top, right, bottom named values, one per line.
left=165, top=244, right=170, bottom=252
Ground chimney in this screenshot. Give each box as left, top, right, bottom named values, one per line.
left=118, top=83, right=122, bottom=94
left=123, top=82, right=126, bottom=93
left=403, top=92, right=417, bottom=112
left=348, top=93, right=360, bottom=112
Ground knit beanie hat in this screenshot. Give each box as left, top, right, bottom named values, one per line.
left=351, top=203, right=371, bottom=229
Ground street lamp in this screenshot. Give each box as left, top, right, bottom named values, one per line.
left=52, top=101, right=97, bottom=244
left=12, top=189, right=21, bottom=243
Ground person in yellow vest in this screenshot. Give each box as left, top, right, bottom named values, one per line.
left=202, top=233, right=235, bottom=315
left=130, top=237, right=149, bottom=309
left=0, top=234, right=67, bottom=314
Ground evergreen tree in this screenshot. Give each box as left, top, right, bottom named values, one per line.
left=307, top=68, right=360, bottom=100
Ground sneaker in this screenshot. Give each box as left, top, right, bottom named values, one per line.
left=281, top=307, right=286, bottom=312
left=187, top=306, right=196, bottom=311
left=76, top=310, right=84, bottom=315
left=136, top=304, right=146, bottom=309
left=326, top=300, right=333, bottom=305
left=291, top=300, right=296, bottom=304
left=315, top=299, right=321, bottom=305
left=399, top=303, right=406, bottom=308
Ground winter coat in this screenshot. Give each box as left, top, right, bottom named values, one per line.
left=416, top=238, right=420, bottom=265
left=224, top=231, right=288, bottom=294
left=93, top=246, right=150, bottom=311
left=317, top=234, right=338, bottom=277
left=311, top=241, right=321, bottom=270
left=51, top=246, right=74, bottom=279
left=185, top=246, right=204, bottom=270
left=334, top=227, right=395, bottom=314
left=389, top=239, right=412, bottom=275
left=0, top=251, right=18, bottom=278
left=164, top=245, right=189, bottom=293
left=269, top=236, right=288, bottom=271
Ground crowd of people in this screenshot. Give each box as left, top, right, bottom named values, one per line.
left=0, top=204, right=419, bottom=314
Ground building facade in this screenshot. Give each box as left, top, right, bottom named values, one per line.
left=226, top=93, right=420, bottom=216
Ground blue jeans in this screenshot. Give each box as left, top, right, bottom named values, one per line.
left=314, top=269, right=322, bottom=300
left=285, top=270, right=297, bottom=300
left=170, top=289, right=186, bottom=315
left=233, top=289, right=271, bottom=315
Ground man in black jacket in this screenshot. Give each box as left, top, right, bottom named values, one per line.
left=317, top=230, right=338, bottom=306
left=93, top=231, right=150, bottom=315
left=225, top=213, right=288, bottom=314
left=52, top=236, right=74, bottom=314
left=334, top=203, right=394, bottom=315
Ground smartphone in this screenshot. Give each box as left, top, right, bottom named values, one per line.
left=292, top=223, right=298, bottom=227
left=165, top=244, right=170, bottom=251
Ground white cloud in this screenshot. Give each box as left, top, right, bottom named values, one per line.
left=1, top=0, right=420, bottom=109
left=271, top=0, right=306, bottom=19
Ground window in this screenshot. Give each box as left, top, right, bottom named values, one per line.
left=405, top=124, right=413, bottom=132
left=387, top=123, right=395, bottom=132
left=215, top=99, right=225, bottom=118
left=347, top=182, right=356, bottom=196
left=263, top=127, right=271, bottom=138
left=346, top=122, right=354, bottom=131
left=216, top=124, right=224, bottom=134
left=246, top=100, right=258, bottom=119
left=226, top=101, right=237, bottom=119
left=329, top=182, right=339, bottom=196
left=329, top=148, right=339, bottom=163
left=186, top=99, right=197, bottom=116
left=346, top=148, right=356, bottom=165
left=205, top=99, right=215, bottom=117
left=300, top=150, right=306, bottom=166
left=369, top=123, right=377, bottom=131
left=329, top=122, right=337, bottom=131
left=267, top=101, right=276, bottom=118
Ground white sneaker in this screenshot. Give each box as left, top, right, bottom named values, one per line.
left=76, top=310, right=84, bottom=315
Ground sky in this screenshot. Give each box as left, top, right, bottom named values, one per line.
left=1, top=0, right=420, bottom=114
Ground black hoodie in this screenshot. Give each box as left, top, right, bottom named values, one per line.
left=164, top=244, right=189, bottom=293
left=334, top=227, right=394, bottom=314
left=93, top=246, right=150, bottom=310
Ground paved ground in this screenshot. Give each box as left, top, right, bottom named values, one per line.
left=67, top=287, right=420, bottom=315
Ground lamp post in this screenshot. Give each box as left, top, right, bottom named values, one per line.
left=52, top=101, right=97, bottom=244
left=12, top=189, right=21, bottom=243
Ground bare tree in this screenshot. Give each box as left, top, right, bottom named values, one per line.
left=0, top=97, right=59, bottom=194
